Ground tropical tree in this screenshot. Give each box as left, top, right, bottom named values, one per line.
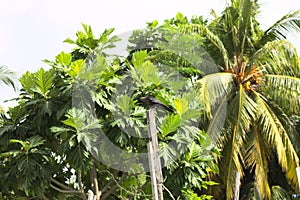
left=0, top=66, right=15, bottom=90
left=0, top=66, right=15, bottom=125
left=156, top=0, right=300, bottom=199
left=0, top=24, right=219, bottom=199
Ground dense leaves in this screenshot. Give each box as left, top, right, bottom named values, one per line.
left=0, top=23, right=219, bottom=199
left=157, top=0, right=300, bottom=199
left=1, top=1, right=299, bottom=199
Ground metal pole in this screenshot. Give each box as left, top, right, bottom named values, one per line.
left=147, top=109, right=164, bottom=200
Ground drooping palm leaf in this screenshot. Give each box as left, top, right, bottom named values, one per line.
left=217, top=85, right=257, bottom=199
left=254, top=91, right=299, bottom=189
left=0, top=66, right=15, bottom=90
left=271, top=185, right=292, bottom=200
left=262, top=74, right=300, bottom=114
left=267, top=102, right=300, bottom=154
left=148, top=49, right=203, bottom=78
left=196, top=72, right=235, bottom=121
left=180, top=23, right=231, bottom=70
left=261, top=10, right=300, bottom=42
left=240, top=182, right=262, bottom=200
left=244, top=123, right=271, bottom=199
left=252, top=40, right=300, bottom=77
left=221, top=85, right=257, bottom=147
left=206, top=91, right=231, bottom=142
left=216, top=134, right=243, bottom=200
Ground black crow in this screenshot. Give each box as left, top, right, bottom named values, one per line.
left=139, top=96, right=173, bottom=112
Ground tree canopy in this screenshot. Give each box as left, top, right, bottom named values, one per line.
left=1, top=0, right=300, bottom=199
left=0, top=23, right=219, bottom=199
left=152, top=0, right=300, bottom=199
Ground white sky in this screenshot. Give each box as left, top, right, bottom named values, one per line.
left=0, top=0, right=300, bottom=108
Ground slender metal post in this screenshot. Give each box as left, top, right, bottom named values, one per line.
left=147, top=109, right=164, bottom=200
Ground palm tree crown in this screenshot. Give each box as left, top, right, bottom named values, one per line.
left=178, top=0, right=300, bottom=199
left=0, top=66, right=15, bottom=90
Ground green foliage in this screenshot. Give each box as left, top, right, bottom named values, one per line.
left=19, top=68, right=55, bottom=98
left=1, top=136, right=51, bottom=197
left=0, top=65, right=15, bottom=90
left=2, top=2, right=299, bottom=199
left=64, top=23, right=120, bottom=59
left=160, top=114, right=181, bottom=138
left=161, top=1, right=300, bottom=199
left=55, top=51, right=72, bottom=66
left=0, top=23, right=219, bottom=200
left=52, top=108, right=101, bottom=155
left=163, top=130, right=219, bottom=198
left=182, top=189, right=213, bottom=200
left=135, top=58, right=161, bottom=85
left=10, top=135, right=45, bottom=154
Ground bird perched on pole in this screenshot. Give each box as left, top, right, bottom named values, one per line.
left=139, top=96, right=173, bottom=112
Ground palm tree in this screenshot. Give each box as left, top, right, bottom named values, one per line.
left=0, top=65, right=15, bottom=90
left=0, top=65, right=15, bottom=124
left=177, top=0, right=300, bottom=199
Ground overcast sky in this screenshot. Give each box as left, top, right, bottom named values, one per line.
left=0, top=0, right=300, bottom=108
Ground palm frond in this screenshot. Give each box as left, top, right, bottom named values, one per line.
left=216, top=85, right=257, bottom=199
left=244, top=123, right=271, bottom=199
left=147, top=49, right=202, bottom=78
left=240, top=182, right=262, bottom=200
left=218, top=137, right=243, bottom=200
left=267, top=102, right=300, bottom=190
left=206, top=91, right=230, bottom=142
left=267, top=101, right=300, bottom=154
left=220, top=85, right=257, bottom=147
left=0, top=66, right=15, bottom=90
left=237, top=0, right=260, bottom=56
left=254, top=91, right=300, bottom=189
left=271, top=185, right=292, bottom=200
left=262, top=10, right=300, bottom=41
left=180, top=24, right=231, bottom=70
left=241, top=183, right=292, bottom=200
left=195, top=72, right=236, bottom=121
left=262, top=74, right=300, bottom=114
left=252, top=40, right=300, bottom=77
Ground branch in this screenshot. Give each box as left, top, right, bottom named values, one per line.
left=127, top=176, right=152, bottom=199
left=101, top=172, right=127, bottom=200
left=78, top=170, right=87, bottom=200
left=99, top=169, right=120, bottom=194
left=50, top=184, right=81, bottom=194
left=90, top=161, right=101, bottom=200
left=50, top=177, right=80, bottom=193
left=100, top=177, right=114, bottom=194
left=101, top=170, right=148, bottom=199
left=162, top=184, right=175, bottom=200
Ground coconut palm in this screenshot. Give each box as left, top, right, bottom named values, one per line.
left=0, top=65, right=15, bottom=124
left=176, top=0, right=300, bottom=199
left=0, top=65, right=15, bottom=89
